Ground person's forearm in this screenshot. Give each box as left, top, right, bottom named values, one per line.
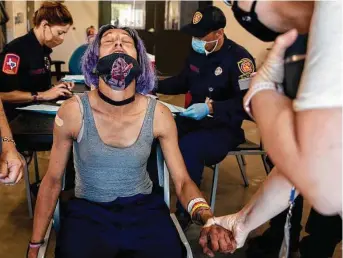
left=176, top=179, right=214, bottom=223
left=251, top=91, right=342, bottom=215
left=0, top=99, right=13, bottom=138
left=240, top=167, right=298, bottom=232
left=292, top=109, right=342, bottom=215
left=31, top=175, right=62, bottom=242
left=0, top=100, right=16, bottom=152
left=251, top=91, right=301, bottom=177
left=0, top=90, right=35, bottom=103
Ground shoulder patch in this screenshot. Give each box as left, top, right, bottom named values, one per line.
left=2, top=53, right=20, bottom=75
left=237, top=58, right=254, bottom=75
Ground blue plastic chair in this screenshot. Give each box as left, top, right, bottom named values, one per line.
left=68, top=44, right=88, bottom=75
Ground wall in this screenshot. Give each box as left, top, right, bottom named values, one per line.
left=33, top=1, right=99, bottom=71
left=5, top=1, right=27, bottom=43
left=213, top=0, right=272, bottom=68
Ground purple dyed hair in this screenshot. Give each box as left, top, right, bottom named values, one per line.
left=81, top=25, right=156, bottom=94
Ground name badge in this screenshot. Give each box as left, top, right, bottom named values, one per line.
left=238, top=77, right=251, bottom=90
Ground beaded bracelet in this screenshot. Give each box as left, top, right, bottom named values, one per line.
left=1, top=137, right=16, bottom=145
left=190, top=202, right=209, bottom=218
left=187, top=197, right=207, bottom=214
left=29, top=240, right=44, bottom=248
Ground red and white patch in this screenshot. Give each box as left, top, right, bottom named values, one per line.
left=237, top=58, right=254, bottom=75
left=2, top=53, right=20, bottom=75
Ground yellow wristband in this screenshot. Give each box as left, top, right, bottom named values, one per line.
left=191, top=203, right=210, bottom=218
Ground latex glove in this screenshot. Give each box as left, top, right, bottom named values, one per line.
left=0, top=148, right=24, bottom=185
left=180, top=103, right=209, bottom=120
left=251, top=29, right=298, bottom=86
left=243, top=29, right=298, bottom=116
left=213, top=213, right=250, bottom=250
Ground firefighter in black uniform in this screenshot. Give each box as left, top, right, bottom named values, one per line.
left=157, top=6, right=255, bottom=229
left=0, top=2, right=76, bottom=191
left=0, top=1, right=74, bottom=121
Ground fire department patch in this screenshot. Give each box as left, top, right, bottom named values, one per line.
left=2, top=53, right=20, bottom=75
left=237, top=58, right=254, bottom=75
left=193, top=12, right=203, bottom=24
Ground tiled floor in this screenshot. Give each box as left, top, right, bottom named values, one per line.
left=0, top=94, right=341, bottom=258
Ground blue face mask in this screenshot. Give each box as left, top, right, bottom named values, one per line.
left=192, top=37, right=219, bottom=55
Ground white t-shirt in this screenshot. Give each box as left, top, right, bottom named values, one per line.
left=293, top=1, right=342, bottom=111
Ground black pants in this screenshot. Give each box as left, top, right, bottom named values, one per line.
left=55, top=188, right=184, bottom=258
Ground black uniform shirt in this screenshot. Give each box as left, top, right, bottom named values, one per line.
left=0, top=29, right=52, bottom=119
left=158, top=36, right=255, bottom=136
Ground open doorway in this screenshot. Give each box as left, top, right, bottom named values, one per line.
left=99, top=1, right=212, bottom=76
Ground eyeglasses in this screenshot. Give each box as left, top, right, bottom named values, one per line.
left=223, top=0, right=233, bottom=7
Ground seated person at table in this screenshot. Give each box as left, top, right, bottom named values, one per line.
left=0, top=1, right=74, bottom=121
left=27, top=25, right=234, bottom=258
left=86, top=25, right=96, bottom=44
left=68, top=26, right=97, bottom=75
left=156, top=6, right=255, bottom=229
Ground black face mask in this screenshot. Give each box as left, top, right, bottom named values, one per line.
left=232, top=1, right=280, bottom=42
left=96, top=53, right=141, bottom=91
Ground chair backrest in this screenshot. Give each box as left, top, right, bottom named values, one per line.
left=155, top=143, right=170, bottom=208
left=68, top=44, right=88, bottom=75
left=184, top=92, right=192, bottom=108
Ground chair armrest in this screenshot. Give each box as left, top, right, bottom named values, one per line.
left=156, top=143, right=171, bottom=208
left=37, top=220, right=53, bottom=258
left=170, top=213, right=193, bottom=258
left=36, top=171, right=65, bottom=257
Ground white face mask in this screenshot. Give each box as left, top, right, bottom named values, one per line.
left=192, top=37, right=219, bottom=56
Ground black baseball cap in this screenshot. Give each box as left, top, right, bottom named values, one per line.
left=181, top=6, right=226, bottom=38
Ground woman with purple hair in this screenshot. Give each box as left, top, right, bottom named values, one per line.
left=27, top=25, right=234, bottom=258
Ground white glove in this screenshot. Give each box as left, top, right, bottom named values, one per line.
left=213, top=213, right=250, bottom=249
left=251, top=29, right=299, bottom=86
left=243, top=29, right=299, bottom=118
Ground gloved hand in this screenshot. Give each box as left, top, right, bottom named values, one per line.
left=180, top=103, right=209, bottom=120
left=212, top=212, right=250, bottom=250
left=251, top=29, right=298, bottom=86
left=243, top=29, right=298, bottom=117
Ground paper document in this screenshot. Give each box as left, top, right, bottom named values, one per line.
left=62, top=75, right=85, bottom=83
left=16, top=104, right=59, bottom=115
left=158, top=101, right=186, bottom=113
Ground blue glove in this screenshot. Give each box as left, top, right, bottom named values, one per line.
left=180, top=103, right=209, bottom=120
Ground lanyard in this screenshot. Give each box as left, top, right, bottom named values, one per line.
left=279, top=187, right=296, bottom=258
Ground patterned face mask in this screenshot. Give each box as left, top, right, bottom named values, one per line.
left=95, top=53, right=141, bottom=91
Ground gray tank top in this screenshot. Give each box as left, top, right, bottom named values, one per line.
left=73, top=93, right=155, bottom=202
